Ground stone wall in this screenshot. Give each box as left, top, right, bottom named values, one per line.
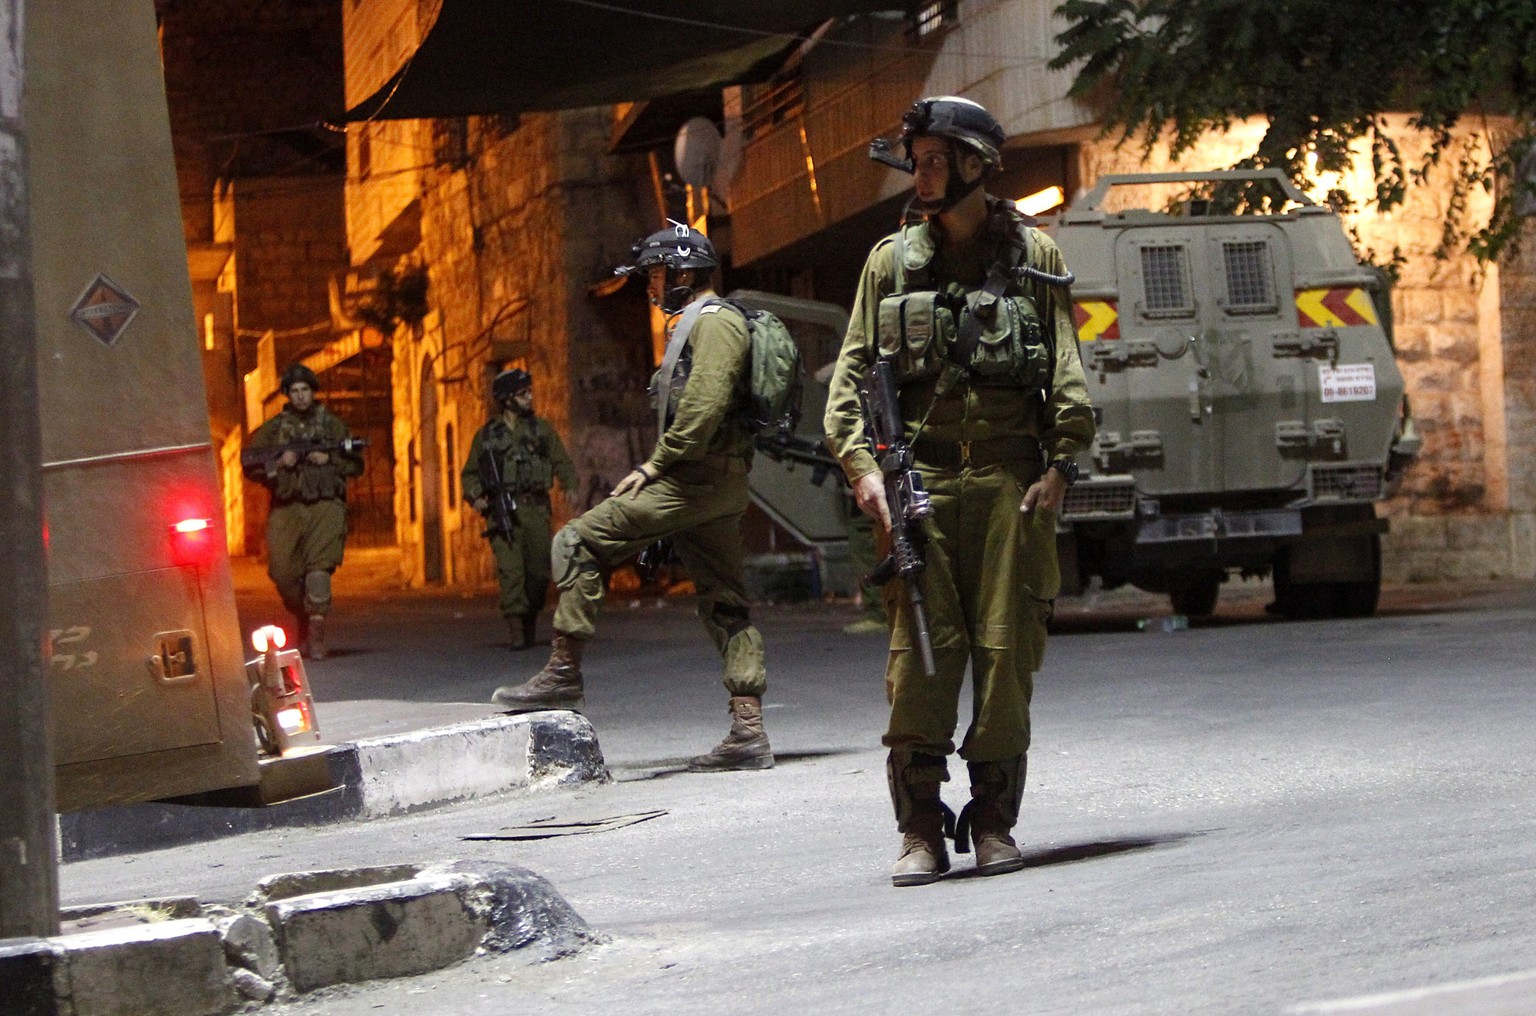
left=378, top=110, right=653, bottom=588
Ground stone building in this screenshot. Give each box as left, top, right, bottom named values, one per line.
left=156, top=0, right=393, bottom=556
left=342, top=2, right=656, bottom=588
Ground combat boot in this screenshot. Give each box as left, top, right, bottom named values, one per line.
left=687, top=695, right=774, bottom=771
left=306, top=615, right=327, bottom=660
left=506, top=617, right=527, bottom=652
left=492, top=633, right=585, bottom=711
left=955, top=756, right=1028, bottom=877
left=888, top=750, right=955, bottom=887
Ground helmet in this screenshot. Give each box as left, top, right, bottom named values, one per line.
left=492, top=368, right=532, bottom=402
left=624, top=222, right=719, bottom=274
left=898, top=95, right=1005, bottom=171
left=616, top=222, right=719, bottom=313
left=281, top=363, right=319, bottom=394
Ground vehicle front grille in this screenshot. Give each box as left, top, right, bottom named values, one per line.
left=1063, top=478, right=1137, bottom=520
left=1309, top=463, right=1383, bottom=502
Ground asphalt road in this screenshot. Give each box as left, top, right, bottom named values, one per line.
left=58, top=560, right=1536, bottom=1015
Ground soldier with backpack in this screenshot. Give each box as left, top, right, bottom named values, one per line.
left=492, top=223, right=790, bottom=773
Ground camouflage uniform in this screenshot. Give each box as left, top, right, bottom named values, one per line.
left=825, top=198, right=1095, bottom=870
left=552, top=301, right=765, bottom=695
left=247, top=401, right=363, bottom=633
left=460, top=409, right=577, bottom=629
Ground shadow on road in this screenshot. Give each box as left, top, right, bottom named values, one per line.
left=612, top=747, right=866, bottom=782
left=943, top=831, right=1205, bottom=880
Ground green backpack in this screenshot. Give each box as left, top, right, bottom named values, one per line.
left=719, top=298, right=804, bottom=436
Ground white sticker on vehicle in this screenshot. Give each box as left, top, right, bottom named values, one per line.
left=1319, top=363, right=1377, bottom=403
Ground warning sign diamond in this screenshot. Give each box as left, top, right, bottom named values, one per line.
left=68, top=274, right=141, bottom=347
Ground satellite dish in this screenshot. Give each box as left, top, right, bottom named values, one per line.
left=674, top=117, right=723, bottom=188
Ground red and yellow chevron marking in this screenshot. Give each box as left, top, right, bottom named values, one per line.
left=1073, top=299, right=1120, bottom=341
left=1295, top=287, right=1378, bottom=329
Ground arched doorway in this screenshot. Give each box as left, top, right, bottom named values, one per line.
left=418, top=355, right=445, bottom=583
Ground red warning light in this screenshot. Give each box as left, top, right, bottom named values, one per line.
left=169, top=516, right=215, bottom=567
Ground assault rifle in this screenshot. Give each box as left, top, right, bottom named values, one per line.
left=753, top=430, right=846, bottom=488
left=859, top=359, right=936, bottom=678
left=240, top=436, right=368, bottom=482
left=475, top=446, right=518, bottom=539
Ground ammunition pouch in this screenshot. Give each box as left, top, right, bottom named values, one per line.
left=877, top=289, right=1049, bottom=389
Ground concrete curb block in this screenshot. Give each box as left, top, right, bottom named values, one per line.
left=59, top=711, right=608, bottom=861
left=11, top=861, right=598, bottom=1015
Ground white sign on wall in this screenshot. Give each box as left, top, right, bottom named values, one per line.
left=1319, top=363, right=1377, bottom=403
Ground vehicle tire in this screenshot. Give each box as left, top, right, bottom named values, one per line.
left=1168, top=573, right=1221, bottom=617
left=1269, top=549, right=1336, bottom=619
left=1329, top=535, right=1381, bottom=618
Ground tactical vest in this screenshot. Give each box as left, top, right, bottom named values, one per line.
left=875, top=206, right=1052, bottom=391
left=488, top=417, right=555, bottom=494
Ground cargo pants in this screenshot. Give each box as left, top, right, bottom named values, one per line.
left=882, top=461, right=1057, bottom=762
left=266, top=498, right=348, bottom=619
left=490, top=500, right=553, bottom=620
left=550, top=457, right=766, bottom=697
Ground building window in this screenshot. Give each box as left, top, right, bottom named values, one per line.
left=444, top=423, right=457, bottom=508
left=1221, top=240, right=1277, bottom=313
left=909, top=1, right=957, bottom=40
left=1139, top=244, right=1194, bottom=317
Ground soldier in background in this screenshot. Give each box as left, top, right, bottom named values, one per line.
left=490, top=224, right=774, bottom=773
left=461, top=368, right=577, bottom=651
left=824, top=96, right=1095, bottom=886
left=842, top=507, right=888, bottom=634
left=246, top=364, right=365, bottom=659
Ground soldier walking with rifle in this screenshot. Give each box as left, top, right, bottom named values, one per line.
left=824, top=96, right=1096, bottom=886
left=244, top=364, right=366, bottom=659
left=461, top=368, right=577, bottom=651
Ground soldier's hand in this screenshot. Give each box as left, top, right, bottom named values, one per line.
left=279, top=450, right=299, bottom=468
left=612, top=465, right=655, bottom=499
left=1021, top=469, right=1067, bottom=515
left=306, top=450, right=330, bottom=465
left=853, top=472, right=891, bottom=532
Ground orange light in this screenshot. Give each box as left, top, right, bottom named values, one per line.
left=172, top=517, right=213, bottom=534
left=252, top=625, right=288, bottom=653
left=1016, top=186, right=1066, bottom=216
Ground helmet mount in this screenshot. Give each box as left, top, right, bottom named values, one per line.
left=871, top=96, right=1005, bottom=214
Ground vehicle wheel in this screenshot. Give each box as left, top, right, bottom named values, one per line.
left=1329, top=535, right=1381, bottom=618
left=1168, top=573, right=1221, bottom=617
left=1269, top=549, right=1335, bottom=619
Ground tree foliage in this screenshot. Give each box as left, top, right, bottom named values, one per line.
left=1051, top=0, right=1536, bottom=261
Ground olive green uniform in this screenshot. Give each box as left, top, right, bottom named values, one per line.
left=551, top=299, right=766, bottom=696
left=824, top=200, right=1095, bottom=763
left=461, top=411, right=577, bottom=622
left=247, top=403, right=364, bottom=621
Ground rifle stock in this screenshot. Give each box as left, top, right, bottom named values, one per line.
left=859, top=359, right=937, bottom=678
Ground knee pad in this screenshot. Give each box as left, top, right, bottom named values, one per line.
left=303, top=569, right=331, bottom=614
left=706, top=601, right=753, bottom=638
left=551, top=525, right=599, bottom=590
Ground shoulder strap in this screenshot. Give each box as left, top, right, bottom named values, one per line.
left=655, top=297, right=711, bottom=436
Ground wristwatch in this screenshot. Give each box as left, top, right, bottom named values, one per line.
left=1046, top=458, right=1079, bottom=487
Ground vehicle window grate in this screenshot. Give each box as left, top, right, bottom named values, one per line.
left=1139, top=245, right=1191, bottom=316
left=1222, top=240, right=1275, bottom=312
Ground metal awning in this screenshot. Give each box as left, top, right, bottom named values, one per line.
left=344, top=1, right=900, bottom=121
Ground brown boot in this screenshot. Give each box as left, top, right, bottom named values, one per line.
left=492, top=633, right=585, bottom=712
left=306, top=615, right=327, bottom=660
left=686, top=695, right=774, bottom=771
left=506, top=617, right=527, bottom=652
left=955, top=756, right=1027, bottom=877
left=888, top=751, right=955, bottom=887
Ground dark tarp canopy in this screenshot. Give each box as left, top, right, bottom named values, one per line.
left=345, top=1, right=901, bottom=122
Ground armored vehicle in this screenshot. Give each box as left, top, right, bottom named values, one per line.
left=1049, top=169, right=1419, bottom=618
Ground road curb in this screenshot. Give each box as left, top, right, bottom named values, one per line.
left=13, top=861, right=598, bottom=1015
left=59, top=710, right=608, bottom=861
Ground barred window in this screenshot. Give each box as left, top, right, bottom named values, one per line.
left=1222, top=240, right=1276, bottom=312
left=1139, top=245, right=1192, bottom=316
